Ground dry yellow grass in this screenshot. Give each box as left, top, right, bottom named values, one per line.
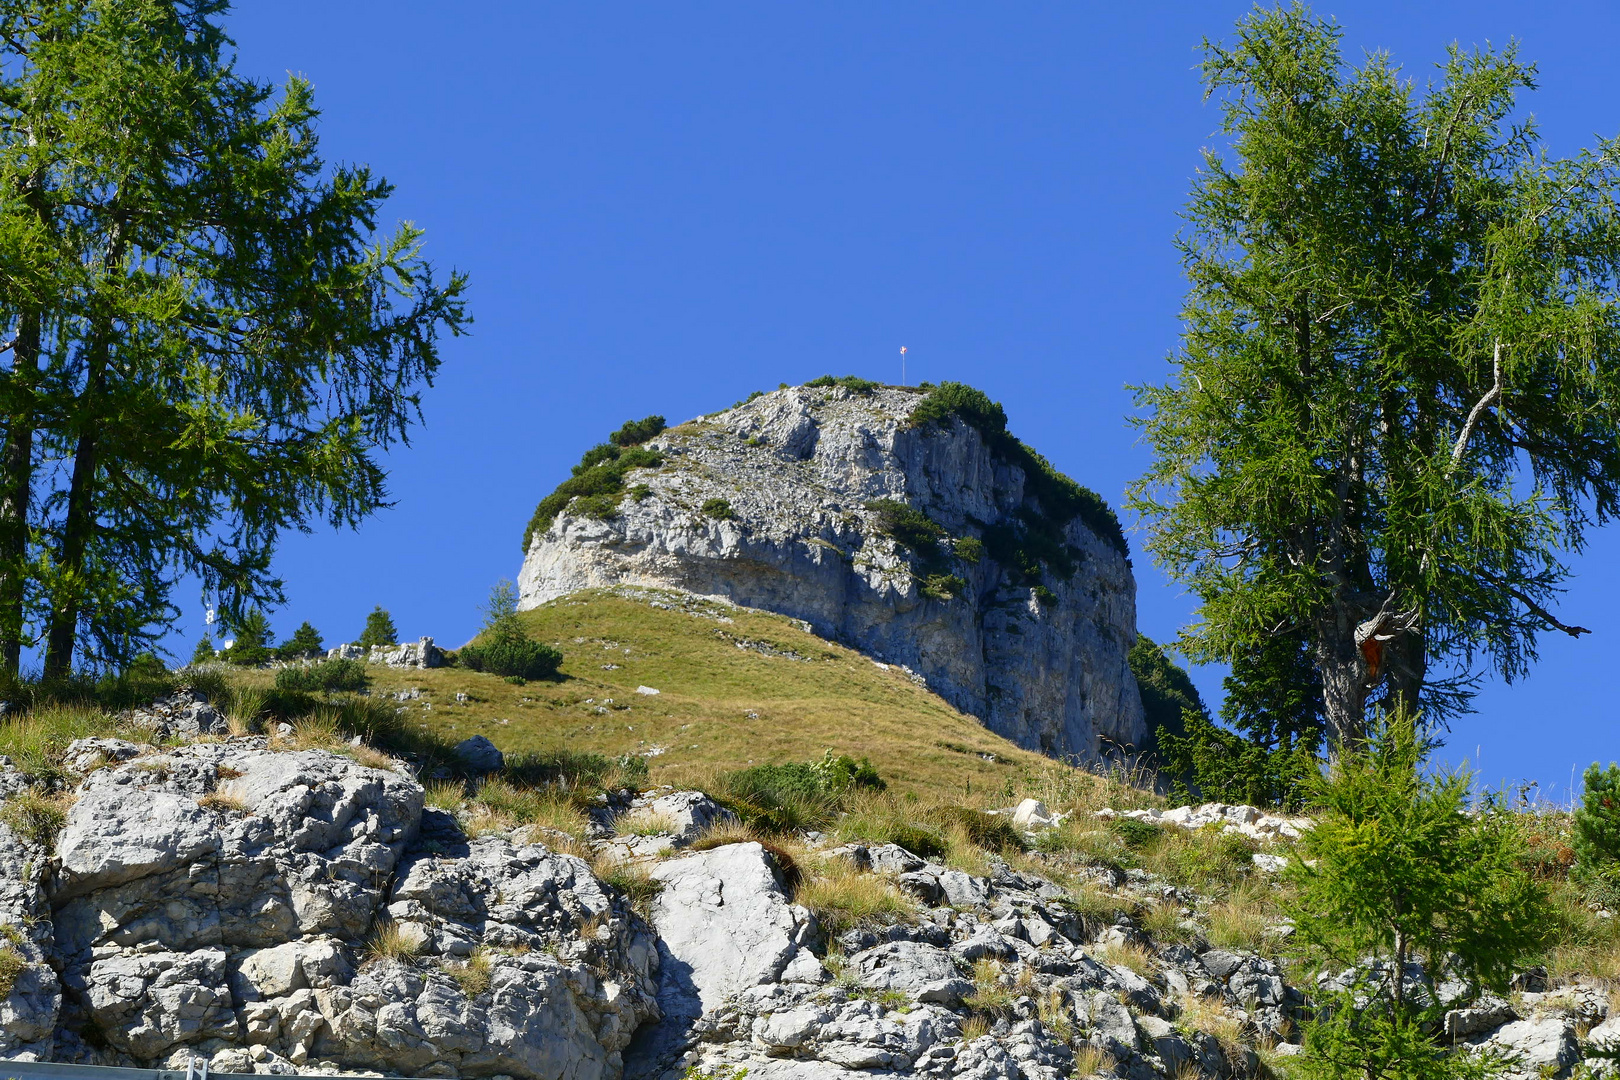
left=795, top=859, right=915, bottom=934
left=364, top=920, right=421, bottom=963
left=1096, top=939, right=1156, bottom=978
left=1071, top=1043, right=1117, bottom=1078
left=280, top=589, right=1068, bottom=801
left=1206, top=880, right=1276, bottom=952
left=198, top=790, right=246, bottom=813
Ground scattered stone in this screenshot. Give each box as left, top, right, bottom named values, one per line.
left=635, top=685, right=661, bottom=695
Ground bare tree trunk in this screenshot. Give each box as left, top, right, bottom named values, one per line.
left=1316, top=607, right=1368, bottom=757
left=42, top=339, right=104, bottom=680
left=0, top=310, right=39, bottom=676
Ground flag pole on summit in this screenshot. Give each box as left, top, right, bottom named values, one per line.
left=900, top=345, right=907, bottom=385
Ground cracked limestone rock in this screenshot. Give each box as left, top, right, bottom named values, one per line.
left=519, top=384, right=1146, bottom=763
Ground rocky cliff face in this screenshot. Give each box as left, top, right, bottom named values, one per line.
left=518, top=384, right=1147, bottom=764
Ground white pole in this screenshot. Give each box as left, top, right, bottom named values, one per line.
left=900, top=345, right=907, bottom=385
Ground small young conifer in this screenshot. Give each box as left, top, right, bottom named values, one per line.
left=357, top=607, right=398, bottom=650
left=1288, top=716, right=1549, bottom=1080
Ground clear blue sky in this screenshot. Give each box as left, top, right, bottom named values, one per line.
left=211, top=2, right=1620, bottom=802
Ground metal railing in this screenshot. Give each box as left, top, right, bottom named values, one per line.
left=0, top=1056, right=393, bottom=1080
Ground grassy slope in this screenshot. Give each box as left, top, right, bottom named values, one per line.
left=351, top=587, right=1069, bottom=800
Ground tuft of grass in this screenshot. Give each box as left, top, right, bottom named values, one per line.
left=473, top=777, right=590, bottom=839
left=0, top=705, right=123, bottom=782
left=1096, top=938, right=1156, bottom=978
left=365, top=920, right=421, bottom=963
left=198, top=790, right=246, bottom=813
left=795, top=861, right=914, bottom=935
left=0, top=790, right=73, bottom=851
left=1071, top=1043, right=1118, bottom=1078
left=1206, top=880, right=1275, bottom=952
left=425, top=780, right=465, bottom=811
left=1037, top=987, right=1074, bottom=1042
left=1143, top=826, right=1259, bottom=891
left=964, top=958, right=1017, bottom=1018
left=1141, top=899, right=1198, bottom=944
left=616, top=808, right=679, bottom=837
left=0, top=944, right=26, bottom=998
left=593, top=857, right=664, bottom=914
left=447, top=948, right=493, bottom=998
left=226, top=687, right=268, bottom=736
left=959, top=1014, right=991, bottom=1042
left=1176, top=994, right=1246, bottom=1059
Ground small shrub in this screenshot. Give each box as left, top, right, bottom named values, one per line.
left=1032, top=584, right=1057, bottom=607
left=460, top=582, right=563, bottom=681
left=919, top=573, right=967, bottom=601
left=807, top=374, right=878, bottom=394
left=1109, top=817, right=1163, bottom=850
left=611, top=415, right=666, bottom=447
left=700, top=497, right=735, bottom=520
left=523, top=437, right=664, bottom=550
left=275, top=658, right=369, bottom=694
left=721, top=752, right=885, bottom=833
left=864, top=499, right=947, bottom=552
left=955, top=536, right=983, bottom=564
left=630, top=484, right=653, bottom=501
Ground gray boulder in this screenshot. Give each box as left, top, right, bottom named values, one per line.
left=1470, top=1018, right=1580, bottom=1080
left=370, top=636, right=445, bottom=669
left=453, top=735, right=505, bottom=774
left=119, top=689, right=226, bottom=740
left=626, top=842, right=821, bottom=1077
left=853, top=941, right=973, bottom=1005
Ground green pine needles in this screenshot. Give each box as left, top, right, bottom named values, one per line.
left=1131, top=3, right=1620, bottom=749
left=0, top=1, right=468, bottom=676
left=458, top=582, right=561, bottom=682
left=1573, top=763, right=1620, bottom=896
left=1288, top=717, right=1550, bottom=1080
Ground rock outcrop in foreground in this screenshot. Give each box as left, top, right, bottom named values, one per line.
left=0, top=731, right=1612, bottom=1080
left=1, top=738, right=658, bottom=1077
left=518, top=384, right=1146, bottom=762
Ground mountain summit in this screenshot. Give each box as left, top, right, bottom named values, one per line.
left=518, top=380, right=1147, bottom=763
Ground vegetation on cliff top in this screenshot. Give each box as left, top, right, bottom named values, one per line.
left=521, top=416, right=667, bottom=551
left=909, top=382, right=1128, bottom=560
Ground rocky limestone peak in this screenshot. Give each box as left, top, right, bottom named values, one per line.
left=517, top=381, right=1147, bottom=763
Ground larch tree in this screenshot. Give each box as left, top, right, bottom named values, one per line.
left=0, top=0, right=467, bottom=677
left=1129, top=4, right=1620, bottom=750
